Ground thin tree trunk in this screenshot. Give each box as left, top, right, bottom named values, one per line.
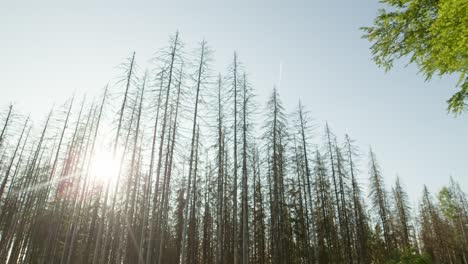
left=0, top=117, right=29, bottom=200
left=179, top=40, right=206, bottom=264
left=147, top=33, right=180, bottom=263
left=0, top=104, right=13, bottom=150
left=241, top=73, right=249, bottom=264
left=216, top=75, right=224, bottom=264
left=232, top=52, right=239, bottom=264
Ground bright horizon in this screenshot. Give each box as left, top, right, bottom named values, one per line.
left=1, top=0, right=467, bottom=206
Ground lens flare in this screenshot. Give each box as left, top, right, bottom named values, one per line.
left=89, top=148, right=119, bottom=184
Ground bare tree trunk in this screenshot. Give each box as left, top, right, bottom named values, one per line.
left=232, top=52, right=239, bottom=264
left=108, top=92, right=139, bottom=264
left=179, top=40, right=207, bottom=264
left=0, top=117, right=29, bottom=200
left=140, top=71, right=164, bottom=261
left=241, top=73, right=249, bottom=264
left=297, top=102, right=318, bottom=264
left=334, top=142, right=353, bottom=263
left=63, top=88, right=107, bottom=264
left=147, top=32, right=180, bottom=263
left=157, top=68, right=182, bottom=264
left=114, top=52, right=136, bottom=155
left=121, top=74, right=146, bottom=263
left=41, top=97, right=77, bottom=262
left=345, top=135, right=368, bottom=263
left=216, top=75, right=224, bottom=264
left=0, top=104, right=13, bottom=150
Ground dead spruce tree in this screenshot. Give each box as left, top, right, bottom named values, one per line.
left=313, top=150, right=340, bottom=263
left=392, top=176, right=412, bottom=250
left=179, top=39, right=211, bottom=264
left=368, top=149, right=393, bottom=256
left=240, top=73, right=254, bottom=264
left=92, top=52, right=137, bottom=264
left=0, top=104, right=14, bottom=151
left=146, top=32, right=183, bottom=263
left=292, top=101, right=317, bottom=264
left=344, top=135, right=370, bottom=264
left=263, top=88, right=290, bottom=264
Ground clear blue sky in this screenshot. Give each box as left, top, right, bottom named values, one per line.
left=1, top=0, right=467, bottom=205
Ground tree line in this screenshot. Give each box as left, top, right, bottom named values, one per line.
left=0, top=32, right=466, bottom=264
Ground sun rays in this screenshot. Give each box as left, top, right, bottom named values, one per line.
left=89, top=147, right=119, bottom=185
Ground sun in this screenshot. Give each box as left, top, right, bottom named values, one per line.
left=89, top=148, right=119, bottom=184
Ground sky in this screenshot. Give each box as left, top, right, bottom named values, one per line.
left=1, top=0, right=467, bottom=205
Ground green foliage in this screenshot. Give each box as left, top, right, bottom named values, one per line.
left=447, top=77, right=468, bottom=113
left=362, top=0, right=468, bottom=114
left=437, top=186, right=458, bottom=220
left=387, top=248, right=432, bottom=264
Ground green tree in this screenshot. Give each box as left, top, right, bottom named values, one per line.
left=437, top=186, right=458, bottom=220
left=362, top=0, right=468, bottom=113
left=388, top=248, right=432, bottom=264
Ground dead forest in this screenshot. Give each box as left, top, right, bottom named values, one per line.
left=0, top=32, right=467, bottom=264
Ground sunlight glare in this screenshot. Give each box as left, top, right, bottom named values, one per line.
left=89, top=148, right=119, bottom=184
